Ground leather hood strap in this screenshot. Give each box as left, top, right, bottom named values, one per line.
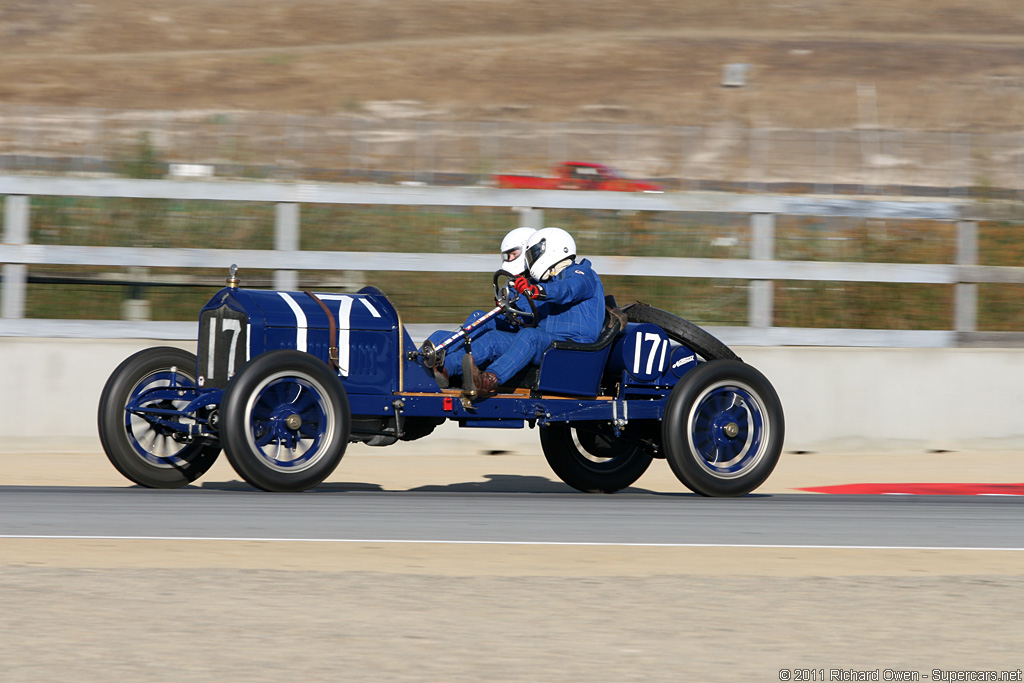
left=303, top=291, right=339, bottom=371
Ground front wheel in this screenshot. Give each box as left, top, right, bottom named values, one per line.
left=540, top=422, right=653, bottom=493
left=221, top=350, right=350, bottom=492
left=662, top=360, right=784, bottom=496
left=97, top=347, right=221, bottom=488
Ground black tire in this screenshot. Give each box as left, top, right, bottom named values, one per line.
left=662, top=360, right=784, bottom=497
left=540, top=422, right=654, bottom=493
left=624, top=303, right=739, bottom=361
left=221, top=350, right=350, bottom=492
left=97, top=346, right=221, bottom=488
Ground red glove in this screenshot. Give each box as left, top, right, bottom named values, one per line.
left=513, top=276, right=543, bottom=299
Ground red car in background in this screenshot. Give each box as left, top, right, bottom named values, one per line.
left=495, top=162, right=662, bottom=192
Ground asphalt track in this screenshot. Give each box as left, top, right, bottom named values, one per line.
left=3, top=487, right=1022, bottom=550
left=3, top=449, right=1024, bottom=681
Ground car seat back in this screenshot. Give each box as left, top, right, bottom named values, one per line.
left=532, top=296, right=626, bottom=396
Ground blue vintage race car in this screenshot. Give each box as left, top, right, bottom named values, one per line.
left=98, top=266, right=784, bottom=496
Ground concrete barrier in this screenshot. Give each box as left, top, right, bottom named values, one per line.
left=738, top=346, right=1024, bottom=453
left=3, top=338, right=1022, bottom=454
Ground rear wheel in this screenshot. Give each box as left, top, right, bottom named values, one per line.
left=97, top=347, right=220, bottom=488
left=221, top=350, right=350, bottom=492
left=662, top=360, right=784, bottom=496
left=540, top=422, right=653, bottom=493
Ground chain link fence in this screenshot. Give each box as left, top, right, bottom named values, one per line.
left=2, top=106, right=1023, bottom=197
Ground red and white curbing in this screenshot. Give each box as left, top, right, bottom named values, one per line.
left=798, top=483, right=1024, bottom=495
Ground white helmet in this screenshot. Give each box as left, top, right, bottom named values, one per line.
left=499, top=226, right=536, bottom=276
left=525, top=227, right=576, bottom=281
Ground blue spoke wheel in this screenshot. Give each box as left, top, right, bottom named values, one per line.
left=98, top=347, right=221, bottom=488
left=662, top=360, right=784, bottom=496
left=221, top=350, right=349, bottom=492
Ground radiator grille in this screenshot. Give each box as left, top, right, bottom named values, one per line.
left=197, top=304, right=248, bottom=389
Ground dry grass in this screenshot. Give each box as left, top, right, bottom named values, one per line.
left=2, top=1, right=1024, bottom=131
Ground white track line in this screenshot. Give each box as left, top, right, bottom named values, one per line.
left=2, top=535, right=1023, bottom=551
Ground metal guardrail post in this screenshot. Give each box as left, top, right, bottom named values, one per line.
left=274, top=202, right=300, bottom=291
left=2, top=195, right=29, bottom=319
left=514, top=208, right=544, bottom=230
left=955, top=220, right=978, bottom=333
left=749, top=213, right=775, bottom=328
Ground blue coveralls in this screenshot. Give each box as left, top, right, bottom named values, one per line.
left=427, top=258, right=605, bottom=385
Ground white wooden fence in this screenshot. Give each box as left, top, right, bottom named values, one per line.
left=2, top=175, right=1022, bottom=347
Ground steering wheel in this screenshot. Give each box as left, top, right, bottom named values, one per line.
left=492, top=271, right=538, bottom=328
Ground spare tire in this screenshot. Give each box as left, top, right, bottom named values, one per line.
left=623, top=303, right=740, bottom=362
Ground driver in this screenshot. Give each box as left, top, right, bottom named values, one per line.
left=498, top=225, right=537, bottom=279
left=426, top=226, right=536, bottom=388
left=462, top=227, right=605, bottom=399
